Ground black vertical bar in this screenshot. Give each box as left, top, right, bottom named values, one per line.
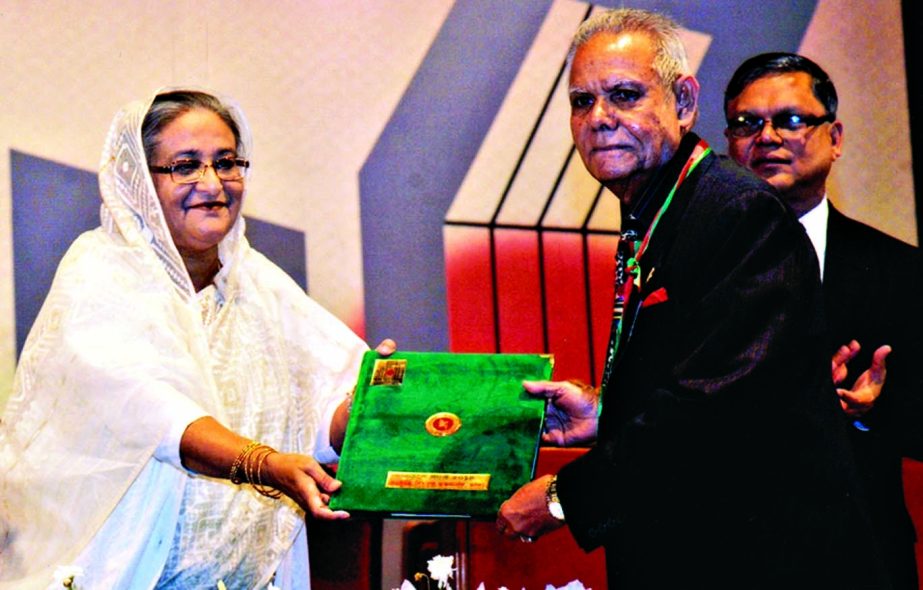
left=489, top=226, right=501, bottom=353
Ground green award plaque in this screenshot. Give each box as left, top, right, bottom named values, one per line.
left=329, top=351, right=553, bottom=518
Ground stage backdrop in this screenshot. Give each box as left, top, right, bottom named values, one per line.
left=0, top=0, right=916, bottom=586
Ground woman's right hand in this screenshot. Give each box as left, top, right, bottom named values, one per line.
left=180, top=417, right=351, bottom=519
left=263, top=452, right=351, bottom=520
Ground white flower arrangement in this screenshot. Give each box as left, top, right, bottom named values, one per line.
left=392, top=554, right=589, bottom=590
left=427, top=554, right=455, bottom=589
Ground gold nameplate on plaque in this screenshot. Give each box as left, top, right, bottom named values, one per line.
left=425, top=412, right=462, bottom=437
left=385, top=471, right=491, bottom=491
left=370, top=359, right=407, bottom=385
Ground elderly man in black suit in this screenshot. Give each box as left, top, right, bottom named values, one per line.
left=496, top=9, right=889, bottom=589
left=724, top=52, right=923, bottom=590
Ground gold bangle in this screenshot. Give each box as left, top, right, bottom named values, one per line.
left=345, top=387, right=356, bottom=415
left=243, top=444, right=268, bottom=488
left=229, top=440, right=284, bottom=499
left=229, top=440, right=260, bottom=484
left=254, top=448, right=283, bottom=499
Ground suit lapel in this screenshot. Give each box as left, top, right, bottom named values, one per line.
left=824, top=205, right=874, bottom=333
left=617, top=157, right=703, bottom=351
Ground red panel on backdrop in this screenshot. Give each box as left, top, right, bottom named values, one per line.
left=494, top=229, right=545, bottom=353
left=903, top=458, right=923, bottom=589
left=542, top=232, right=592, bottom=381
left=443, top=219, right=618, bottom=586
left=445, top=226, right=497, bottom=352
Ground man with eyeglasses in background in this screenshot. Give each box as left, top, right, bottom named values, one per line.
left=725, top=52, right=923, bottom=590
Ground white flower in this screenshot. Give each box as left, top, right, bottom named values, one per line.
left=426, top=554, right=455, bottom=589
left=395, top=567, right=589, bottom=590
left=217, top=581, right=228, bottom=590
left=51, top=565, right=84, bottom=589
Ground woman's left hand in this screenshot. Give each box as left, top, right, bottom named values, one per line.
left=374, top=338, right=397, bottom=356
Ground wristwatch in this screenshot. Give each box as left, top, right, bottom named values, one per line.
left=546, top=475, right=565, bottom=521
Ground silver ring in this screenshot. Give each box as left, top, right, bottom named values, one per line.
left=519, top=534, right=535, bottom=543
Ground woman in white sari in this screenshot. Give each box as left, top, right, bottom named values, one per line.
left=0, top=89, right=382, bottom=589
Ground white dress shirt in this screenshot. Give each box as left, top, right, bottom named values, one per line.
left=798, top=196, right=829, bottom=281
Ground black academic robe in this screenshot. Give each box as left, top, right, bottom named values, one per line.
left=556, top=134, right=889, bottom=589
left=824, top=204, right=923, bottom=590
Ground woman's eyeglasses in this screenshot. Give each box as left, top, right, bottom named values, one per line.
left=150, top=157, right=250, bottom=184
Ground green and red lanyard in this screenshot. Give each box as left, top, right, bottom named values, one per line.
left=599, top=139, right=712, bottom=398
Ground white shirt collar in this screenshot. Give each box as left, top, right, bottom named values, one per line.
left=797, top=196, right=828, bottom=281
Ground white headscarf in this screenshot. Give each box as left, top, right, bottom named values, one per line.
left=0, top=89, right=366, bottom=588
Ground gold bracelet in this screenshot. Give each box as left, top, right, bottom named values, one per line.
left=243, top=444, right=269, bottom=488
left=253, top=447, right=283, bottom=499
left=229, top=440, right=260, bottom=484
left=345, top=387, right=356, bottom=415
left=229, top=440, right=284, bottom=499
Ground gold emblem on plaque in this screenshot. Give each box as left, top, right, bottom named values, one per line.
left=425, top=412, right=462, bottom=437
left=370, top=359, right=406, bottom=385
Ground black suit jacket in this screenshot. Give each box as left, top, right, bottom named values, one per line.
left=824, top=204, right=923, bottom=589
left=557, top=134, right=889, bottom=589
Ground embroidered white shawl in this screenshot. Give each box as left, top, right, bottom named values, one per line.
left=0, top=90, right=366, bottom=588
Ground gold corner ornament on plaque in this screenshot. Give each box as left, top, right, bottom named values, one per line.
left=370, top=358, right=406, bottom=386
left=425, top=412, right=462, bottom=437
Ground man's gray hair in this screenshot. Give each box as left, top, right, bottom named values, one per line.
left=567, top=8, right=690, bottom=90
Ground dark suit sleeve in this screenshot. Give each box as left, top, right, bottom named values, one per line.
left=557, top=181, right=845, bottom=553
left=825, top=210, right=923, bottom=460
left=870, top=240, right=923, bottom=459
